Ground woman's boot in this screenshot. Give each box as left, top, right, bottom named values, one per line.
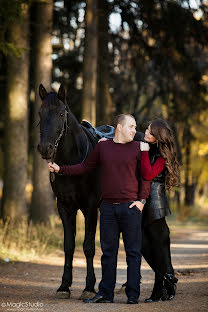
left=164, top=273, right=178, bottom=300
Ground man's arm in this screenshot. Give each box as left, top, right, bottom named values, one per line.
left=129, top=175, right=151, bottom=212
left=129, top=143, right=151, bottom=212
left=137, top=142, right=151, bottom=200
left=48, top=142, right=101, bottom=176
left=138, top=175, right=151, bottom=200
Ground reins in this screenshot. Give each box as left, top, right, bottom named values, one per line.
left=80, top=130, right=89, bottom=163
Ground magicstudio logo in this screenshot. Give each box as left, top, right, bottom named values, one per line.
left=1, top=301, right=43, bottom=311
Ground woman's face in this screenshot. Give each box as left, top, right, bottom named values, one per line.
left=144, top=124, right=157, bottom=144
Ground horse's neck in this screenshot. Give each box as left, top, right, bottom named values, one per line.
left=55, top=114, right=86, bottom=165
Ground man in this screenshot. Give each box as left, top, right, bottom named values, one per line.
left=48, top=114, right=150, bottom=304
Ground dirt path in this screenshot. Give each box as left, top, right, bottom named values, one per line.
left=0, top=226, right=208, bottom=312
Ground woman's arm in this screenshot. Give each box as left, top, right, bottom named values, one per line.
left=141, top=151, right=166, bottom=180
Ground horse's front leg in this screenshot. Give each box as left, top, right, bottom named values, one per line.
left=56, top=200, right=77, bottom=299
left=80, top=205, right=97, bottom=299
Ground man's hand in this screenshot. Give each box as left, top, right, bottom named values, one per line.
left=140, top=142, right=150, bottom=151
left=48, top=162, right=60, bottom=173
left=129, top=200, right=144, bottom=212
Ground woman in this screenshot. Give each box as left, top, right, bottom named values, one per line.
left=140, top=118, right=180, bottom=302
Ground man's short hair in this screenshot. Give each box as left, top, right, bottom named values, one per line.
left=114, top=114, right=135, bottom=128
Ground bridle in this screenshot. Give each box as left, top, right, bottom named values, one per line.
left=53, top=109, right=68, bottom=156
left=48, top=106, right=89, bottom=181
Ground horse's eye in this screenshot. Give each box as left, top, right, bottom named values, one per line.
left=60, top=113, right=64, bottom=117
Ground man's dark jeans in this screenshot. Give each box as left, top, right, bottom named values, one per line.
left=98, top=201, right=142, bottom=301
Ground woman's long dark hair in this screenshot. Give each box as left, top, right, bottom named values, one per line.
left=150, top=119, right=180, bottom=190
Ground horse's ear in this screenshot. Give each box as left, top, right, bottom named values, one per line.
left=58, top=84, right=66, bottom=102
left=39, top=84, right=48, bottom=100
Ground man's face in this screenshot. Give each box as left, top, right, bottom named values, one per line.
left=119, top=116, right=137, bottom=142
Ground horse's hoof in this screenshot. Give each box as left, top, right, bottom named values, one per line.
left=79, top=291, right=96, bottom=300
left=55, top=290, right=71, bottom=299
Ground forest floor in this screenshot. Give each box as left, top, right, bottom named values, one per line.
left=0, top=223, right=208, bottom=312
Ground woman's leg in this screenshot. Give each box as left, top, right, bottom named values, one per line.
left=121, top=217, right=178, bottom=300
left=161, top=219, right=178, bottom=299
left=143, top=218, right=176, bottom=301
left=142, top=225, right=156, bottom=272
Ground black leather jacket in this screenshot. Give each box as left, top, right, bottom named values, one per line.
left=134, top=132, right=171, bottom=225
left=143, top=143, right=171, bottom=225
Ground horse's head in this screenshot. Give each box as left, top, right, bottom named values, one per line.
left=37, top=84, right=68, bottom=160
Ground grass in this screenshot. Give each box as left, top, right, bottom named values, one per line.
left=0, top=216, right=63, bottom=262
left=167, top=213, right=208, bottom=232
left=168, top=201, right=208, bottom=230
left=0, top=211, right=101, bottom=262
left=0, top=207, right=207, bottom=263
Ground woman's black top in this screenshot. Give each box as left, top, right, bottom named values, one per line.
left=143, top=143, right=171, bottom=225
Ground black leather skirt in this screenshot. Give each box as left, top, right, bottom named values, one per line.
left=143, top=182, right=171, bottom=225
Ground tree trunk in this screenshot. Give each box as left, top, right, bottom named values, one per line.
left=184, top=127, right=196, bottom=208
left=30, top=0, right=55, bottom=223
left=96, top=0, right=114, bottom=125
left=185, top=183, right=197, bottom=206
left=2, top=3, right=29, bottom=222
left=82, top=0, right=98, bottom=126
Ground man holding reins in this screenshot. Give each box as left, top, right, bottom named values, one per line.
left=48, top=114, right=150, bottom=304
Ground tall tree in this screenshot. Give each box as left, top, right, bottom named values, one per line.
left=96, top=0, right=114, bottom=125
left=2, top=3, right=29, bottom=221
left=52, top=0, right=85, bottom=120
left=82, top=0, right=98, bottom=126
left=30, top=0, right=55, bottom=223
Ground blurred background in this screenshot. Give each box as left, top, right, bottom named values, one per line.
left=0, top=0, right=208, bottom=260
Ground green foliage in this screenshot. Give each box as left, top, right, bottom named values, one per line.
left=0, top=0, right=30, bottom=57
left=0, top=42, right=25, bottom=57
left=112, top=0, right=208, bottom=122
left=0, top=0, right=25, bottom=23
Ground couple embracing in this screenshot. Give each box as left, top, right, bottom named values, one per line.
left=48, top=114, right=179, bottom=304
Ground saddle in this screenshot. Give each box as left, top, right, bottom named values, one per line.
left=81, top=120, right=115, bottom=140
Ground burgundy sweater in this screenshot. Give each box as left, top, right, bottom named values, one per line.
left=59, top=139, right=150, bottom=202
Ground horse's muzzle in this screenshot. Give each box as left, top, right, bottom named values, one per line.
left=37, top=142, right=55, bottom=160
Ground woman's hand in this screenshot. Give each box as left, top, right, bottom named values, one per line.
left=48, top=162, right=60, bottom=173
left=129, top=201, right=144, bottom=212
left=98, top=137, right=108, bottom=143
left=140, top=142, right=150, bottom=151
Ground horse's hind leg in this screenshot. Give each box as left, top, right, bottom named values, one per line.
left=80, top=207, right=97, bottom=299
left=56, top=201, right=77, bottom=299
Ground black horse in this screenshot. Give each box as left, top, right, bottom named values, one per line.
left=37, top=84, right=113, bottom=299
